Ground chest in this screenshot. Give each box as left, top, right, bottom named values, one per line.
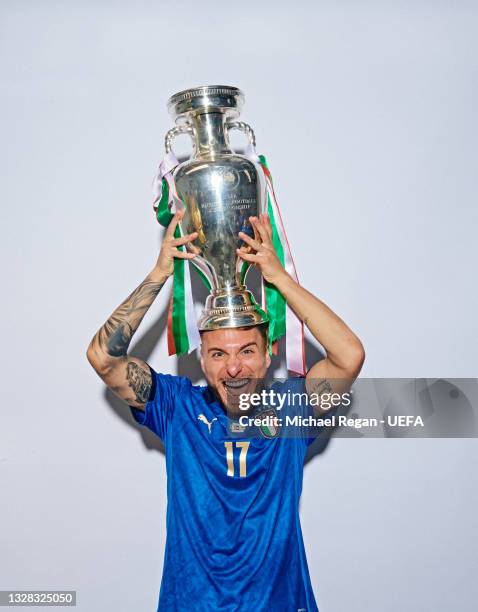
left=165, top=401, right=304, bottom=489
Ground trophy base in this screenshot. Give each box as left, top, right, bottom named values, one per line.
left=197, top=287, right=269, bottom=331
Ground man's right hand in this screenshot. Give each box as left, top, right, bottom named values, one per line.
left=153, top=209, right=198, bottom=279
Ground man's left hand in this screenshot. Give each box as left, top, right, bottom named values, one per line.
left=237, top=213, right=287, bottom=286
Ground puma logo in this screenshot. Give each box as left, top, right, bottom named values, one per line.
left=198, top=414, right=217, bottom=434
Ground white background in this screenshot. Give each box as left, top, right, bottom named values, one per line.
left=1, top=1, right=477, bottom=610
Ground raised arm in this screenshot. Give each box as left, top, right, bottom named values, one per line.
left=86, top=211, right=197, bottom=409
left=237, top=214, right=365, bottom=405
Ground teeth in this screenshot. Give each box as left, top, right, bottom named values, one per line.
left=223, top=379, right=250, bottom=389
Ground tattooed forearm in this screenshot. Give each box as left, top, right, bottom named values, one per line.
left=87, top=271, right=168, bottom=408
left=91, top=276, right=166, bottom=359
left=107, top=322, right=133, bottom=356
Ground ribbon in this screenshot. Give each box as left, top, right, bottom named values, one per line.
left=243, top=147, right=306, bottom=376
left=153, top=153, right=201, bottom=355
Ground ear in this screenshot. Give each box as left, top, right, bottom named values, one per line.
left=265, top=350, right=271, bottom=368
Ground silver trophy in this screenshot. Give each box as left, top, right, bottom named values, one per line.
left=165, top=85, right=269, bottom=331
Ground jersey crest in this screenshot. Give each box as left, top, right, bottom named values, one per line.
left=257, top=408, right=281, bottom=439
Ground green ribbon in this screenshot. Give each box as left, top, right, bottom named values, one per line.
left=156, top=180, right=189, bottom=354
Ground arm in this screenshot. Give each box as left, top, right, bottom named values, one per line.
left=237, top=214, right=365, bottom=409
left=268, top=271, right=365, bottom=401
left=86, top=211, right=198, bottom=409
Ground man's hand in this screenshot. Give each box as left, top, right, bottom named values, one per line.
left=154, top=209, right=198, bottom=279
left=236, top=213, right=286, bottom=286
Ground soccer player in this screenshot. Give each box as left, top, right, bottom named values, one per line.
left=87, top=211, right=365, bottom=611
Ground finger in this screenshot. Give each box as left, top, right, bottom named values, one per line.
left=171, top=232, right=198, bottom=247
left=165, top=211, right=183, bottom=239
left=261, top=212, right=273, bottom=241
left=236, top=248, right=259, bottom=262
left=238, top=231, right=261, bottom=251
left=173, top=250, right=197, bottom=259
left=188, top=242, right=201, bottom=255
left=253, top=216, right=272, bottom=245
left=249, top=216, right=261, bottom=243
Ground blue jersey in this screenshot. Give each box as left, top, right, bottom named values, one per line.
left=130, top=369, right=319, bottom=612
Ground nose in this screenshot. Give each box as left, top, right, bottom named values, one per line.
left=225, top=355, right=243, bottom=378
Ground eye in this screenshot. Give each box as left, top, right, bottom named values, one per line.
left=242, top=348, right=255, bottom=355
left=212, top=351, right=224, bottom=358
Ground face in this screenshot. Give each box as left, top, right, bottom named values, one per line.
left=200, top=326, right=271, bottom=415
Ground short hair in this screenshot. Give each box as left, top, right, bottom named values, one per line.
left=199, top=322, right=269, bottom=352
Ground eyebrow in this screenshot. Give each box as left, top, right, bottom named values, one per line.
left=208, top=341, right=258, bottom=354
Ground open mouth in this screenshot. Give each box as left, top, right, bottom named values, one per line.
left=220, top=378, right=259, bottom=412
left=223, top=378, right=251, bottom=392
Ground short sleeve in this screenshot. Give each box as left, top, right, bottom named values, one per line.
left=288, top=377, right=319, bottom=447
left=129, top=368, right=187, bottom=441
left=274, top=377, right=330, bottom=448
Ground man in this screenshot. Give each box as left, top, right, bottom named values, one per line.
left=87, top=210, right=365, bottom=611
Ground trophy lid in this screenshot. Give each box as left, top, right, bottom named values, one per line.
left=167, top=85, right=244, bottom=123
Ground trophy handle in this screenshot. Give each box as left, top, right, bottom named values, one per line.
left=225, top=121, right=256, bottom=149
left=165, top=125, right=194, bottom=154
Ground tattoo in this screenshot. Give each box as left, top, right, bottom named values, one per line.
left=126, top=362, right=152, bottom=404
left=309, top=379, right=332, bottom=397
left=308, top=378, right=333, bottom=416
left=107, top=322, right=133, bottom=356
left=92, top=278, right=166, bottom=358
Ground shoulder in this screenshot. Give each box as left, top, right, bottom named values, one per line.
left=130, top=369, right=208, bottom=437
left=149, top=369, right=204, bottom=397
